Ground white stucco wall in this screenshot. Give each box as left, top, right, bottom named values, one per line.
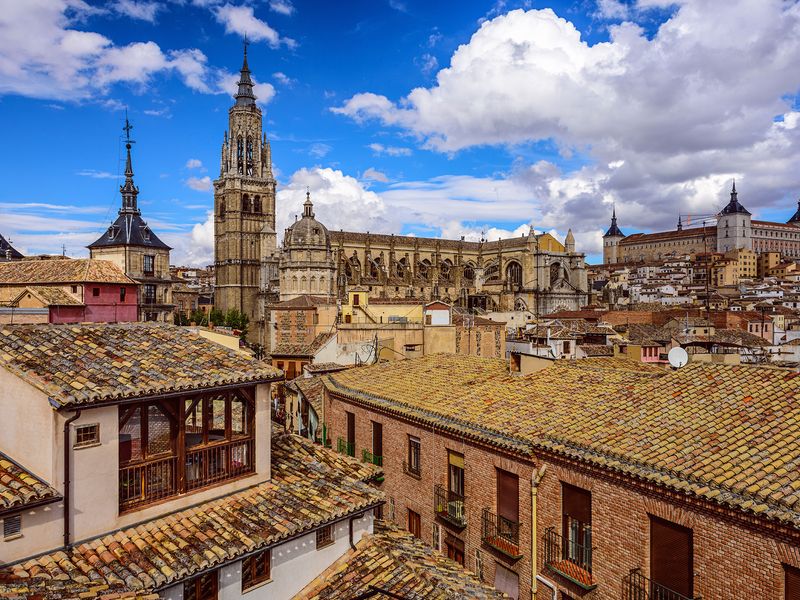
left=160, top=513, right=373, bottom=600
left=1, top=502, right=63, bottom=565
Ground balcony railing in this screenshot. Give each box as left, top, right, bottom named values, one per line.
left=402, top=460, right=421, bottom=479
left=623, top=568, right=697, bottom=600
left=543, top=527, right=596, bottom=590
left=119, top=454, right=178, bottom=511
left=337, top=437, right=355, bottom=457
left=434, top=484, right=467, bottom=528
left=185, top=438, right=255, bottom=491
left=119, top=438, right=255, bottom=512
left=482, top=508, right=522, bottom=559
left=362, top=449, right=383, bottom=467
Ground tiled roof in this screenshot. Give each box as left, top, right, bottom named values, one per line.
left=298, top=521, right=507, bottom=599
left=8, top=286, right=83, bottom=307
left=0, top=259, right=135, bottom=285
left=269, top=295, right=334, bottom=309
left=752, top=220, right=800, bottom=229
left=621, top=226, right=713, bottom=244
left=271, top=331, right=335, bottom=357
left=303, top=362, right=350, bottom=374
left=325, top=354, right=800, bottom=528
left=0, top=434, right=382, bottom=598
left=0, top=323, right=282, bottom=407
left=288, top=376, right=326, bottom=418
left=280, top=430, right=382, bottom=483
left=578, top=344, right=614, bottom=357
left=0, top=452, right=60, bottom=515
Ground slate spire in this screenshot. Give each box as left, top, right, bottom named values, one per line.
left=234, top=38, right=256, bottom=107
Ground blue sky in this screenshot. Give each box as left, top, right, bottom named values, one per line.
left=1, top=0, right=799, bottom=266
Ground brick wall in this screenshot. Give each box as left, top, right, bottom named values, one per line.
left=325, top=389, right=800, bottom=600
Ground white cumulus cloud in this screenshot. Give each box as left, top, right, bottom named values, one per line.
left=186, top=158, right=203, bottom=169
left=367, top=143, right=412, bottom=157
left=186, top=176, right=213, bottom=192
left=269, top=0, right=295, bottom=16
left=214, top=4, right=295, bottom=48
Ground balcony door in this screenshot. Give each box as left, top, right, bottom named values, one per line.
left=497, top=469, right=519, bottom=538
left=561, top=483, right=591, bottom=571
left=448, top=451, right=464, bottom=497
left=650, top=516, right=693, bottom=598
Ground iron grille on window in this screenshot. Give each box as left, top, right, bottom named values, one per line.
left=316, top=524, right=334, bottom=549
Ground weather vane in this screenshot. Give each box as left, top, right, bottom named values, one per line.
left=123, top=109, right=135, bottom=144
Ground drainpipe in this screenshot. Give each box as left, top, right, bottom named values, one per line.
left=63, top=409, right=81, bottom=547
left=531, top=464, right=547, bottom=600
left=349, top=511, right=368, bottom=550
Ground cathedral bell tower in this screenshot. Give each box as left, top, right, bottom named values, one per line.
left=214, top=42, right=278, bottom=344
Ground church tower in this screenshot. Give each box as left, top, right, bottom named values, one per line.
left=214, top=43, right=278, bottom=344
left=716, top=181, right=752, bottom=252
left=602, top=207, right=625, bottom=264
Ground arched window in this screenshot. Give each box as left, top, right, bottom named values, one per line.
left=418, top=259, right=431, bottom=280
left=505, top=261, right=522, bottom=288
left=463, top=262, right=475, bottom=282
left=254, top=195, right=261, bottom=213
left=396, top=257, right=408, bottom=278
left=243, top=194, right=250, bottom=212
left=310, top=277, right=317, bottom=293
left=246, top=137, right=254, bottom=176
left=236, top=137, right=244, bottom=174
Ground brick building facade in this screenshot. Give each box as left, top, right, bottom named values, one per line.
left=320, top=355, right=800, bottom=600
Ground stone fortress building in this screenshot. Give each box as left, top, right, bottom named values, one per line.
left=213, top=47, right=589, bottom=344
left=604, top=182, right=800, bottom=264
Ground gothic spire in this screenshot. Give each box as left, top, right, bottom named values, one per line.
left=604, top=205, right=623, bottom=238
left=120, top=114, right=140, bottom=215
left=677, top=214, right=683, bottom=231
left=720, top=179, right=750, bottom=216
left=234, top=38, right=256, bottom=107
left=787, top=198, right=800, bottom=224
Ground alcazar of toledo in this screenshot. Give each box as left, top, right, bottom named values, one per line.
left=212, top=48, right=589, bottom=344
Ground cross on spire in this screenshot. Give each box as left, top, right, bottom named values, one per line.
left=123, top=109, right=134, bottom=144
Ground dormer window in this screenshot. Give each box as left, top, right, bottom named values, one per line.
left=142, top=226, right=151, bottom=242
left=108, top=225, right=118, bottom=240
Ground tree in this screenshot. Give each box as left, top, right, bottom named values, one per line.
left=173, top=312, right=188, bottom=326
left=209, top=308, right=225, bottom=327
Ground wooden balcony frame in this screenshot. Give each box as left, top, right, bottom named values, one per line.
left=118, top=387, right=257, bottom=513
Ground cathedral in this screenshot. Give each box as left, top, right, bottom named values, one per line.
left=603, top=182, right=800, bottom=264
left=213, top=47, right=589, bottom=345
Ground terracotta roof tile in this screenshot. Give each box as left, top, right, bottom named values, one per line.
left=299, top=520, right=507, bottom=599
left=269, top=295, right=335, bottom=309
left=271, top=332, right=335, bottom=358
left=325, top=354, right=800, bottom=527
left=0, top=260, right=135, bottom=286
left=0, top=452, right=60, bottom=515
left=0, top=324, right=282, bottom=407
left=0, top=434, right=382, bottom=598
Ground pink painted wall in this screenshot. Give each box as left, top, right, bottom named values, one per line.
left=49, top=284, right=138, bottom=323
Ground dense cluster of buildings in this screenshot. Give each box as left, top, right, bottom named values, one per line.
left=4, top=45, right=800, bottom=600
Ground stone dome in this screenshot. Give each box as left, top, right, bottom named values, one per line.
left=284, top=193, right=330, bottom=249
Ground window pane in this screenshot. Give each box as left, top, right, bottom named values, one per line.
left=232, top=398, right=249, bottom=436
left=148, top=404, right=172, bottom=456
left=185, top=399, right=204, bottom=446
left=209, top=398, right=226, bottom=441
left=119, top=407, right=142, bottom=463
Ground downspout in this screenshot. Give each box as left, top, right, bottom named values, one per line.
left=63, top=409, right=81, bottom=548
left=349, top=511, right=365, bottom=550
left=531, top=464, right=546, bottom=600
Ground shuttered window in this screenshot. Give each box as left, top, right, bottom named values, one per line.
left=562, top=483, right=591, bottom=524
left=448, top=451, right=465, bottom=497
left=184, top=570, right=218, bottom=600
left=3, top=514, right=21, bottom=539
left=372, top=421, right=383, bottom=458
left=650, top=516, right=693, bottom=597
left=785, top=564, right=800, bottom=600
left=497, top=469, right=519, bottom=523
left=346, top=412, right=355, bottom=448
left=408, top=509, right=421, bottom=539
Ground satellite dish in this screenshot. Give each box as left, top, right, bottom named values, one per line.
left=668, top=347, right=689, bottom=369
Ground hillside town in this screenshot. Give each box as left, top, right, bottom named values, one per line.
left=3, top=2, right=800, bottom=600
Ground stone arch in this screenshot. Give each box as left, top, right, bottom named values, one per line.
left=418, top=258, right=431, bottom=281
left=291, top=276, right=298, bottom=292
left=396, top=257, right=409, bottom=278
left=514, top=298, right=527, bottom=311
left=463, top=261, right=476, bottom=282
left=310, top=276, right=317, bottom=293
left=484, top=259, right=500, bottom=281
left=440, top=258, right=453, bottom=281
left=301, top=276, right=307, bottom=291
left=319, top=276, right=326, bottom=294
left=254, top=195, right=262, bottom=213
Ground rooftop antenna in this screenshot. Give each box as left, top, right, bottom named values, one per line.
left=61, top=244, right=66, bottom=257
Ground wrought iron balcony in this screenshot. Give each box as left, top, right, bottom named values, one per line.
left=434, top=484, right=467, bottom=528
left=337, top=436, right=355, bottom=457
left=543, top=526, right=596, bottom=590
left=362, top=449, right=383, bottom=467
left=481, top=508, right=522, bottom=559
left=622, top=568, right=697, bottom=600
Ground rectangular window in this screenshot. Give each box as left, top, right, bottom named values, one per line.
left=786, top=564, right=800, bottom=600
left=71, top=285, right=77, bottom=294
left=650, top=516, right=693, bottom=598
left=494, top=563, right=520, bottom=600
left=143, top=284, right=156, bottom=305
left=372, top=421, right=383, bottom=461
left=74, top=423, right=100, bottom=448
left=497, top=469, right=519, bottom=524
left=408, top=509, right=421, bottom=539
left=432, top=522, right=441, bottom=551
left=184, top=570, right=218, bottom=600
left=242, top=549, right=271, bottom=591
left=407, top=435, right=421, bottom=476
left=445, top=535, right=465, bottom=566
left=143, top=255, right=155, bottom=276
left=92, top=287, right=100, bottom=297
left=562, top=483, right=592, bottom=572
left=316, top=524, right=334, bottom=549
left=448, top=451, right=465, bottom=498
left=3, top=514, right=21, bottom=539
left=346, top=411, right=355, bottom=456
left=120, top=287, right=126, bottom=302
left=353, top=294, right=360, bottom=306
